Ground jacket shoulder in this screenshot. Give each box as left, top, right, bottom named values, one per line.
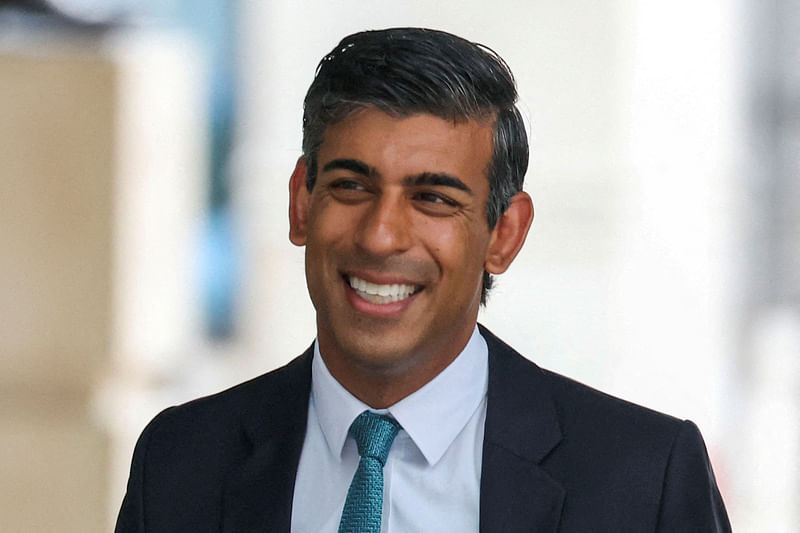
left=480, top=324, right=730, bottom=531
left=539, top=365, right=684, bottom=442
left=151, top=348, right=313, bottom=431
left=481, top=323, right=683, bottom=441
left=115, top=349, right=313, bottom=532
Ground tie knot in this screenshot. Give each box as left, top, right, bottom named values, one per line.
left=348, top=411, right=401, bottom=465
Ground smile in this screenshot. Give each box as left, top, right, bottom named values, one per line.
left=347, top=275, right=421, bottom=304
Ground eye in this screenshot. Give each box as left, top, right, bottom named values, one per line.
left=412, top=190, right=462, bottom=216
left=414, top=191, right=458, bottom=206
left=327, top=178, right=371, bottom=203
left=330, top=179, right=365, bottom=191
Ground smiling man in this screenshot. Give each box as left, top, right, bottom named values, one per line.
left=115, top=28, right=731, bottom=532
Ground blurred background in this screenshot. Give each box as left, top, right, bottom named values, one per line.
left=1, top=0, right=797, bottom=531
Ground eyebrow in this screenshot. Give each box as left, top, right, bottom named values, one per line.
left=405, top=172, right=473, bottom=195
left=321, top=158, right=376, bottom=177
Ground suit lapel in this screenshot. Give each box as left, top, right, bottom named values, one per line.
left=221, top=349, right=313, bottom=533
left=218, top=329, right=564, bottom=532
left=479, top=326, right=565, bottom=533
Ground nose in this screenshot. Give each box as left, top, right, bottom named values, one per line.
left=353, top=193, right=412, bottom=257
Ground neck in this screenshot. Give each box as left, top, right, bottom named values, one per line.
left=323, top=348, right=462, bottom=408
left=318, top=328, right=475, bottom=408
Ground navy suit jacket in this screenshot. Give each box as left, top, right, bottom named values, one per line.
left=115, top=326, right=731, bottom=532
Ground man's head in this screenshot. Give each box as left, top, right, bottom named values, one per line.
left=300, top=28, right=529, bottom=304
left=289, top=28, right=533, bottom=406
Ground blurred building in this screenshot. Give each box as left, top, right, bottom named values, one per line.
left=0, top=8, right=207, bottom=532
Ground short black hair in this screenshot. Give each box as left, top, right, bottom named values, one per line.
left=302, top=28, right=529, bottom=304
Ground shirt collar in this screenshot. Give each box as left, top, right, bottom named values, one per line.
left=311, top=325, right=488, bottom=466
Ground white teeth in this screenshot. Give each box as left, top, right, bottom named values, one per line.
left=348, top=276, right=418, bottom=304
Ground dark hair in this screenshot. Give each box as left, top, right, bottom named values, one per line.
left=301, top=28, right=529, bottom=304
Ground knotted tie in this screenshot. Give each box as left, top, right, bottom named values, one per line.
left=338, top=411, right=401, bottom=533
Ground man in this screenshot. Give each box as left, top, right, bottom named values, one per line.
left=115, top=28, right=731, bottom=532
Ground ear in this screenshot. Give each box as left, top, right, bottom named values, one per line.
left=484, top=191, right=534, bottom=274
left=289, top=157, right=311, bottom=246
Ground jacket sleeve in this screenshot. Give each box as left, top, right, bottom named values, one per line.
left=656, top=420, right=732, bottom=532
left=114, top=408, right=172, bottom=533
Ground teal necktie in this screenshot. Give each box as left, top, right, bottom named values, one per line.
left=338, top=411, right=401, bottom=533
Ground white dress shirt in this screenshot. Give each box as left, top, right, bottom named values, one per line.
left=291, top=326, right=489, bottom=532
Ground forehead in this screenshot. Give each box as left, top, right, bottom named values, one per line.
left=318, top=108, right=495, bottom=184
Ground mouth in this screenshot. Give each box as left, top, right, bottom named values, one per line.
left=346, top=275, right=423, bottom=305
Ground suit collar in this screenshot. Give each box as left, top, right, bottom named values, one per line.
left=221, top=347, right=313, bottom=533
left=311, top=326, right=489, bottom=467
left=218, top=327, right=566, bottom=532
left=479, top=325, right=565, bottom=533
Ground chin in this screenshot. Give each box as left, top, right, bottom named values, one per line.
left=339, top=330, right=420, bottom=371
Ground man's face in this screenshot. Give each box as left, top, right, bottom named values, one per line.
left=290, top=108, right=498, bottom=393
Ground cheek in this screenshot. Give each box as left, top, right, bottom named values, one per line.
left=423, top=220, right=490, bottom=272
left=307, top=204, right=351, bottom=246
